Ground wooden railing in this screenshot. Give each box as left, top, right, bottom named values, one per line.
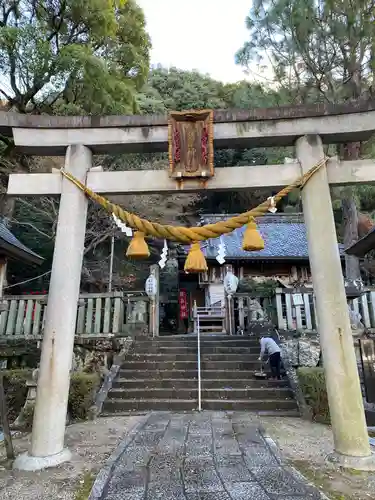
left=275, top=287, right=375, bottom=331
left=0, top=292, right=149, bottom=338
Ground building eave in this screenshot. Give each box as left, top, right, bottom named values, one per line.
left=345, top=228, right=375, bottom=258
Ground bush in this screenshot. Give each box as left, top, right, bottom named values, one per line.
left=68, top=372, right=100, bottom=421
left=2, top=369, right=31, bottom=422
left=297, top=367, right=330, bottom=424
left=1, top=370, right=100, bottom=426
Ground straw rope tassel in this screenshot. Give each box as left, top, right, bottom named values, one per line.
left=184, top=242, right=208, bottom=273
left=242, top=217, right=265, bottom=251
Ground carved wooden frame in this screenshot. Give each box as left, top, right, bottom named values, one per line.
left=168, top=109, right=214, bottom=180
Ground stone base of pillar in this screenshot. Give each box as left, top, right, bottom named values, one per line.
left=13, top=448, right=72, bottom=471
left=327, top=451, right=375, bottom=471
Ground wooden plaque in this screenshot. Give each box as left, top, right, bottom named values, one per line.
left=168, top=109, right=214, bottom=179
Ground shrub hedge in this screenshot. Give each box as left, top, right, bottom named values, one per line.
left=2, top=369, right=31, bottom=421
left=69, top=372, right=100, bottom=420
left=1, top=370, right=100, bottom=428
left=297, top=367, right=330, bottom=424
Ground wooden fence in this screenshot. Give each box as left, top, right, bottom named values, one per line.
left=275, top=288, right=375, bottom=332
left=0, top=292, right=149, bottom=338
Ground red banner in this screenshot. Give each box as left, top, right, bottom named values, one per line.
left=179, top=289, right=188, bottom=319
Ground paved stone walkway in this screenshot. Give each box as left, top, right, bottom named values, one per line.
left=100, top=412, right=323, bottom=500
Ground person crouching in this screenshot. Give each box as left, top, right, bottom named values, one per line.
left=258, top=336, right=282, bottom=380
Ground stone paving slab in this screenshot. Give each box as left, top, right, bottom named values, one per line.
left=92, top=412, right=325, bottom=500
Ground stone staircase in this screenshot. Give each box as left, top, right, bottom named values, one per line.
left=103, top=335, right=299, bottom=415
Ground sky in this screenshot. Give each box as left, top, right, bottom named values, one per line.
left=137, top=0, right=254, bottom=83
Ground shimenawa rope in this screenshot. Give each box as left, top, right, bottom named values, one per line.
left=60, top=157, right=326, bottom=243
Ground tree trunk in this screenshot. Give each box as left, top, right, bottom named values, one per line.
left=342, top=189, right=361, bottom=279
left=340, top=143, right=361, bottom=280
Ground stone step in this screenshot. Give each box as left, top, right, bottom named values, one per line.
left=125, top=353, right=261, bottom=362
left=134, top=338, right=261, bottom=347
left=121, top=360, right=265, bottom=370
left=199, top=326, right=225, bottom=331
left=112, top=378, right=289, bottom=389
left=131, top=346, right=261, bottom=355
left=147, top=342, right=260, bottom=354
left=118, top=369, right=198, bottom=379
left=113, top=378, right=199, bottom=389
left=103, top=398, right=197, bottom=413
left=117, top=369, right=281, bottom=380
left=121, top=361, right=198, bottom=370
left=107, top=387, right=293, bottom=400
left=255, top=409, right=300, bottom=417
left=103, top=398, right=297, bottom=413
left=203, top=399, right=298, bottom=411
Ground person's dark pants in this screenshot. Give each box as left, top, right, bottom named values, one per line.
left=269, top=352, right=281, bottom=379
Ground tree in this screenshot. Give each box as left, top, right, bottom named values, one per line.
left=140, top=68, right=299, bottom=216
left=0, top=0, right=151, bottom=213
left=0, top=0, right=152, bottom=289
left=0, top=0, right=150, bottom=115
left=236, top=0, right=375, bottom=279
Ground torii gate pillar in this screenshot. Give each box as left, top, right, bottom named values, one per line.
left=14, top=144, right=91, bottom=471
left=297, top=135, right=372, bottom=468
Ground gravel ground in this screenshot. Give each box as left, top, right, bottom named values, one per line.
left=1, top=415, right=375, bottom=500
left=261, top=417, right=375, bottom=500
left=0, top=416, right=141, bottom=500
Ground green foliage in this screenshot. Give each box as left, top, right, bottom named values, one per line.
left=237, top=0, right=375, bottom=275
left=236, top=0, right=375, bottom=104
left=237, top=278, right=278, bottom=297
left=137, top=67, right=227, bottom=113
left=69, top=372, right=100, bottom=421
left=2, top=370, right=99, bottom=427
left=2, top=369, right=31, bottom=421
left=137, top=67, right=293, bottom=215
left=0, top=0, right=150, bottom=115
left=297, top=367, right=330, bottom=424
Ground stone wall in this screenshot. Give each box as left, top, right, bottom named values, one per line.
left=280, top=333, right=321, bottom=368
left=13, top=337, right=135, bottom=427
left=279, top=332, right=375, bottom=423
left=279, top=333, right=321, bottom=419
left=0, top=336, right=134, bottom=374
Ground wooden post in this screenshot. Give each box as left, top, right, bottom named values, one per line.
left=238, top=297, right=245, bottom=332
left=0, top=374, right=14, bottom=460
left=150, top=265, right=160, bottom=337
left=0, top=258, right=7, bottom=298
left=227, top=295, right=232, bottom=335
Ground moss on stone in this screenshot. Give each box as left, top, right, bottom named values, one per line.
left=297, top=367, right=330, bottom=424
left=291, top=460, right=353, bottom=500
left=74, top=471, right=96, bottom=500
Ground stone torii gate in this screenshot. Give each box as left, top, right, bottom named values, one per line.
left=3, top=102, right=375, bottom=470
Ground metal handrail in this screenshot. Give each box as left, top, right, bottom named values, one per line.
left=193, top=301, right=202, bottom=412
left=197, top=315, right=202, bottom=412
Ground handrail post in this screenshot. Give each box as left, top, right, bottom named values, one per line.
left=194, top=301, right=202, bottom=412
left=197, top=316, right=201, bottom=412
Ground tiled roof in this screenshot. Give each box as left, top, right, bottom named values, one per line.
left=0, top=222, right=43, bottom=264
left=181, top=213, right=344, bottom=260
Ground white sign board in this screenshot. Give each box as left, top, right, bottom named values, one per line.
left=145, top=275, right=157, bottom=298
